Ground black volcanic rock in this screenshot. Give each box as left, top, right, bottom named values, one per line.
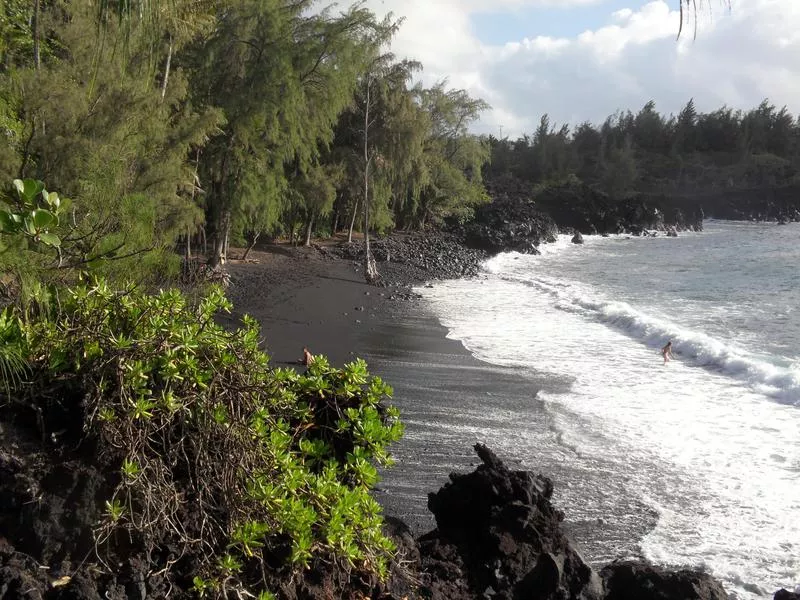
left=600, top=560, right=728, bottom=600
left=417, top=443, right=603, bottom=600
left=325, top=232, right=487, bottom=286
left=472, top=176, right=706, bottom=240
left=695, top=184, right=800, bottom=222
left=462, top=195, right=559, bottom=255
left=532, top=181, right=620, bottom=234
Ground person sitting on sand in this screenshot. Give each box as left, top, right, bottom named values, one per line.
left=661, top=340, right=674, bottom=365
left=301, top=346, right=314, bottom=366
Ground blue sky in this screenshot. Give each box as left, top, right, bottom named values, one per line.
left=471, top=0, right=654, bottom=44
left=361, top=0, right=800, bottom=137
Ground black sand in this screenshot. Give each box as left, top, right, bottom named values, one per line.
left=222, top=244, right=652, bottom=561
left=221, top=246, right=557, bottom=531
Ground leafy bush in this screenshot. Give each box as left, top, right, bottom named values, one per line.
left=1, top=179, right=185, bottom=296
left=0, top=178, right=63, bottom=248
left=5, top=279, right=403, bottom=597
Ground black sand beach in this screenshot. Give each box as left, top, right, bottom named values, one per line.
left=222, top=245, right=549, bottom=534
left=221, top=243, right=648, bottom=561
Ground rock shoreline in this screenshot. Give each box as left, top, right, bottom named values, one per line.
left=2, top=420, right=797, bottom=599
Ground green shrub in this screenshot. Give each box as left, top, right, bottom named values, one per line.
left=6, top=278, right=404, bottom=597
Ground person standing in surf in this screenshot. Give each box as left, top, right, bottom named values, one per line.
left=661, top=340, right=674, bottom=365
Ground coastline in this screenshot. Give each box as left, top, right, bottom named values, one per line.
left=221, top=243, right=646, bottom=557
left=210, top=233, right=800, bottom=598
left=222, top=245, right=498, bottom=533
left=221, top=246, right=544, bottom=531
left=1, top=236, right=796, bottom=598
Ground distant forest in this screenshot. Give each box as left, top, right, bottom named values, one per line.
left=485, top=99, right=800, bottom=198
left=1, top=0, right=797, bottom=281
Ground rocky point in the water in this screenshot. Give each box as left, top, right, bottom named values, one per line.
left=438, top=175, right=708, bottom=256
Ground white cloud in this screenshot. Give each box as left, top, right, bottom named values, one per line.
left=356, top=0, right=800, bottom=137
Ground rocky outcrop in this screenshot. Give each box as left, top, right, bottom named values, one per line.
left=459, top=194, right=559, bottom=255
left=600, top=560, right=727, bottom=600
left=327, top=232, right=487, bottom=285
left=530, top=182, right=704, bottom=236
left=452, top=177, right=706, bottom=256
left=693, top=184, right=800, bottom=222
left=409, top=444, right=768, bottom=600
left=416, top=443, right=602, bottom=599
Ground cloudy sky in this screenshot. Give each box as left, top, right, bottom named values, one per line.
left=355, top=0, right=800, bottom=137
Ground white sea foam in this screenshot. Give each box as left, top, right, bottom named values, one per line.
left=501, top=271, right=800, bottom=405
left=415, top=224, right=800, bottom=599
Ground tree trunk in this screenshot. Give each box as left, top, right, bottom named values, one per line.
left=32, top=0, right=41, bottom=70
left=347, top=198, right=359, bottom=243
left=209, top=234, right=224, bottom=268
left=185, top=227, right=191, bottom=260
left=332, top=207, right=339, bottom=235
left=304, top=214, right=314, bottom=247
left=223, top=225, right=230, bottom=262
left=161, top=34, right=173, bottom=100
left=242, top=231, right=260, bottom=261
left=201, top=226, right=207, bottom=256
left=362, top=77, right=379, bottom=284
left=209, top=209, right=230, bottom=268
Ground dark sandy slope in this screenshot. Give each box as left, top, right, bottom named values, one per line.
left=222, top=246, right=561, bottom=535
left=221, top=244, right=663, bottom=567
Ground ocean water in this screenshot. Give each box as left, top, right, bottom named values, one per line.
left=416, top=220, right=800, bottom=599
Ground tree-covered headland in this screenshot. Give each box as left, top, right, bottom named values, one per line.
left=1, top=0, right=797, bottom=285
left=487, top=98, right=800, bottom=199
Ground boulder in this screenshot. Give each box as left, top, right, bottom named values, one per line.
left=600, top=560, right=728, bottom=600
left=417, top=443, right=603, bottom=600
left=461, top=194, right=558, bottom=256
left=571, top=232, right=584, bottom=244
left=774, top=590, right=800, bottom=600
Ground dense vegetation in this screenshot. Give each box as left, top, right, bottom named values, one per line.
left=0, top=274, right=404, bottom=597
left=1, top=0, right=793, bottom=285
left=0, top=0, right=490, bottom=284
left=486, top=99, right=800, bottom=200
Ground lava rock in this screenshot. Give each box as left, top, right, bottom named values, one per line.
left=328, top=232, right=487, bottom=286
left=456, top=179, right=559, bottom=255
left=600, top=560, right=728, bottom=600
left=417, top=443, right=603, bottom=600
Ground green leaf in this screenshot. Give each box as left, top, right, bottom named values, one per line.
left=0, top=211, right=18, bottom=233
left=38, top=232, right=61, bottom=247
left=23, top=216, right=36, bottom=235
left=45, top=191, right=60, bottom=210
left=31, top=209, right=55, bottom=230
left=13, top=179, right=44, bottom=205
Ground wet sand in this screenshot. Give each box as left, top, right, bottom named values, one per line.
left=221, top=245, right=557, bottom=534
left=221, top=244, right=660, bottom=565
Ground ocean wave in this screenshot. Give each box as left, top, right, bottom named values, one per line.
left=482, top=235, right=575, bottom=274
left=482, top=231, right=693, bottom=275
left=507, top=273, right=800, bottom=406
